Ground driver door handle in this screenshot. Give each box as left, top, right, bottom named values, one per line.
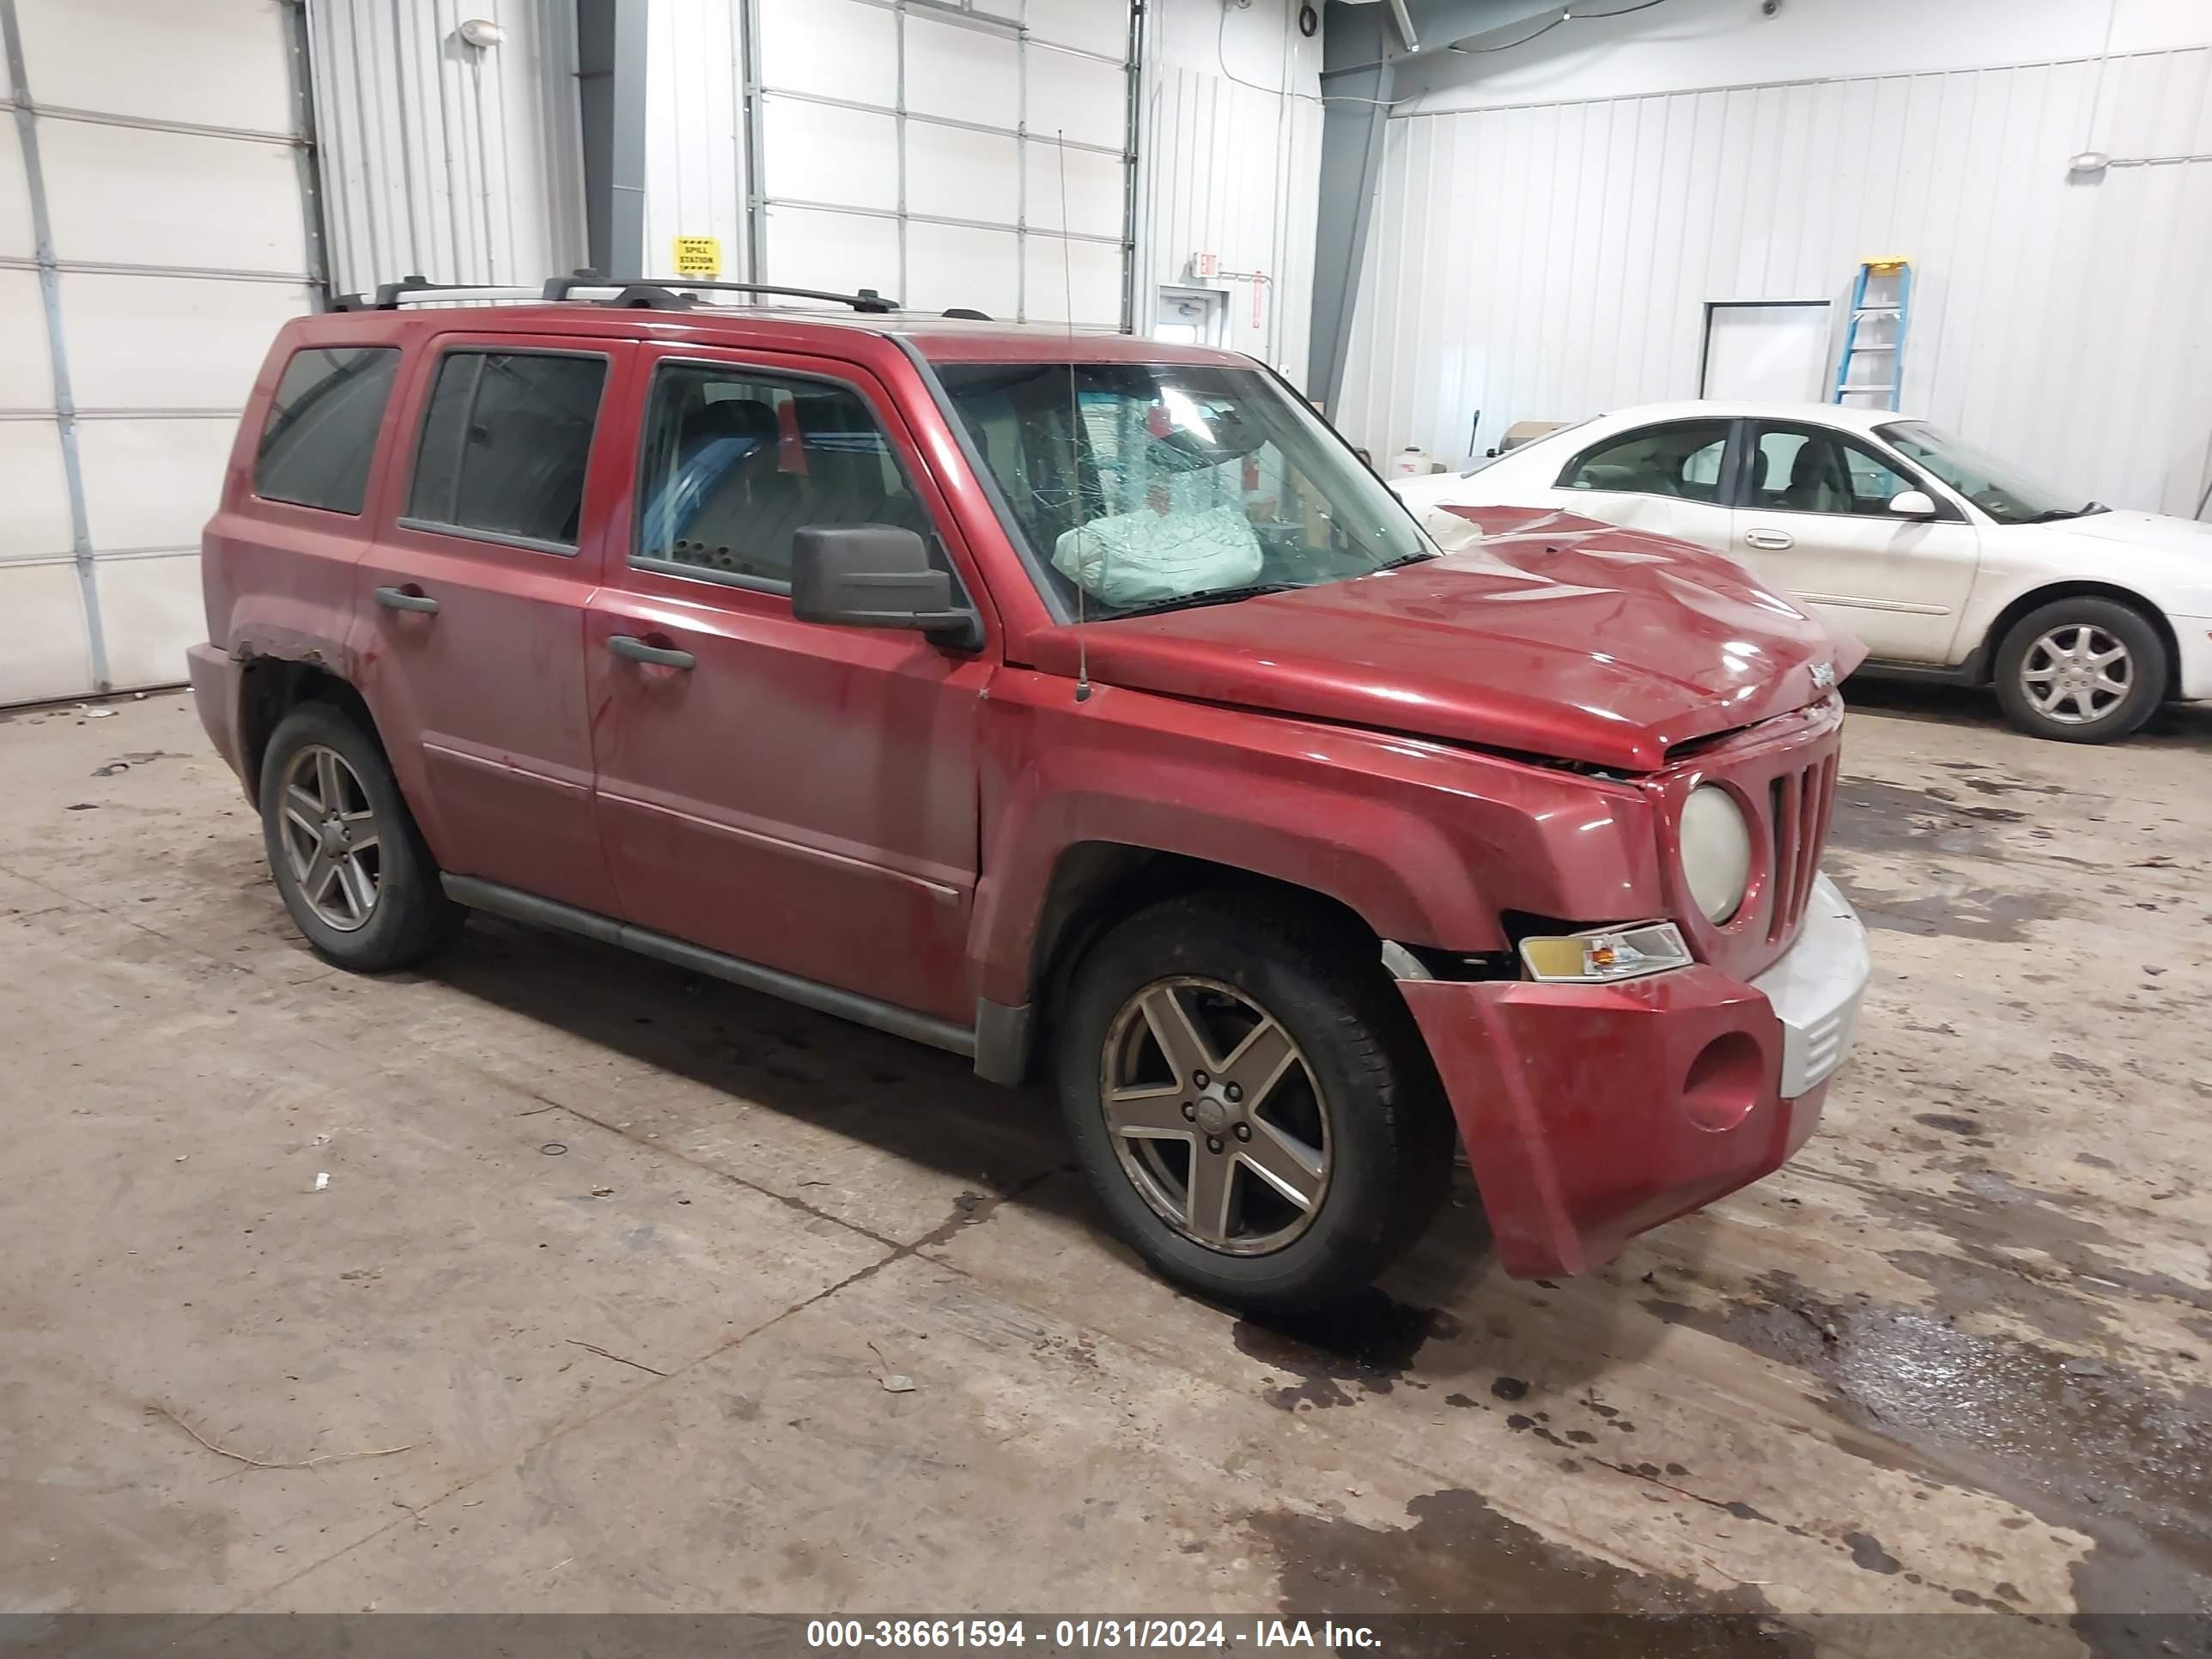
left=606, top=634, right=695, bottom=670
left=1742, top=528, right=1794, bottom=550
left=374, top=585, right=440, bottom=614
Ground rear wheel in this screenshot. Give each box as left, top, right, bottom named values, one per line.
left=258, top=702, right=460, bottom=970
left=1055, top=892, right=1452, bottom=1312
left=1993, top=598, right=2166, bottom=743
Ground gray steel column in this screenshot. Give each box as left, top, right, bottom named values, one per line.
left=1, top=0, right=110, bottom=693
left=1306, top=0, right=1567, bottom=411
left=608, top=0, right=648, bottom=276
left=1306, top=51, right=1394, bottom=415
left=739, top=0, right=767, bottom=282
left=280, top=0, right=331, bottom=302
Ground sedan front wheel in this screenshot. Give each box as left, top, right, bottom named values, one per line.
left=1994, top=598, right=2166, bottom=744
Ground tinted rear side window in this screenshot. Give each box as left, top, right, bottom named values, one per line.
left=406, top=350, right=607, bottom=549
left=254, top=347, right=400, bottom=514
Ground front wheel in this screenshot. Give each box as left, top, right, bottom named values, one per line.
left=1993, top=598, right=2166, bottom=743
left=1055, top=893, right=1453, bottom=1313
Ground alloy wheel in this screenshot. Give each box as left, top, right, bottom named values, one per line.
left=2021, top=624, right=2131, bottom=726
left=1098, top=976, right=1332, bottom=1256
left=278, top=744, right=383, bottom=932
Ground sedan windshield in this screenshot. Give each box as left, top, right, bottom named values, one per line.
left=1876, top=421, right=2099, bottom=525
left=936, top=362, right=1437, bottom=618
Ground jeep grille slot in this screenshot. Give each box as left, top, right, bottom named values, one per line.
left=1765, top=754, right=1838, bottom=945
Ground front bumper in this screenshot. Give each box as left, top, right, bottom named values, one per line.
left=1397, top=875, right=1870, bottom=1278
left=2174, top=614, right=2212, bottom=702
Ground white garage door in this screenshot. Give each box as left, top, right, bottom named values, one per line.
left=0, top=0, right=314, bottom=704
left=750, top=0, right=1133, bottom=326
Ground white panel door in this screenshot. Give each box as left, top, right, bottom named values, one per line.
left=747, top=0, right=1132, bottom=326
left=1703, top=303, right=1832, bottom=402
left=2, top=0, right=311, bottom=703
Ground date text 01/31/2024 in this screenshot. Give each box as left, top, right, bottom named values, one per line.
left=805, top=1620, right=1382, bottom=1650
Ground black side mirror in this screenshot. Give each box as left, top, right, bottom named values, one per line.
left=791, top=524, right=978, bottom=647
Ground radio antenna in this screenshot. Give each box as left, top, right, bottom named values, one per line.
left=1058, top=128, right=1091, bottom=703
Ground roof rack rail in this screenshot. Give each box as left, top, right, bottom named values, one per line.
left=330, top=271, right=903, bottom=314
left=331, top=275, right=556, bottom=312
left=576, top=278, right=901, bottom=313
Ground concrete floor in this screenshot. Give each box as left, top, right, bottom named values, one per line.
left=2, top=684, right=2208, bottom=1650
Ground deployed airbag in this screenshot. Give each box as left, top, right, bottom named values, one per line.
left=1052, top=504, right=1265, bottom=609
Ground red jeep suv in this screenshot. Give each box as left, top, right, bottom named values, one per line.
left=189, top=277, right=1870, bottom=1313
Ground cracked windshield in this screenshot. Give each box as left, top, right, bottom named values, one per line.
left=937, top=362, right=1437, bottom=617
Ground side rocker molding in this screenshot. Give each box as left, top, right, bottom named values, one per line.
left=441, top=875, right=978, bottom=1062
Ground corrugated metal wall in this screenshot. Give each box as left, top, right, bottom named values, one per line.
left=1144, top=61, right=1322, bottom=385
left=307, top=0, right=587, bottom=295
left=1340, top=48, right=2212, bottom=519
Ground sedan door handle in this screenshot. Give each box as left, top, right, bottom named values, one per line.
left=374, top=585, right=440, bottom=614
left=1742, top=528, right=1794, bottom=550
left=606, top=634, right=696, bottom=670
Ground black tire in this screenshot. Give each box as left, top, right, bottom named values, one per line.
left=258, top=701, right=461, bottom=971
left=1054, top=890, right=1453, bottom=1313
left=1992, top=597, right=2166, bottom=744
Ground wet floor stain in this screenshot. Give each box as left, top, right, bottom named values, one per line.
left=1231, top=1288, right=1460, bottom=1410
left=1824, top=866, right=2072, bottom=943
left=1913, top=1113, right=1987, bottom=1137
left=1953, top=772, right=2069, bottom=798
left=1247, top=1488, right=1812, bottom=1653
left=1826, top=778, right=2037, bottom=859
left=1843, top=1531, right=1902, bottom=1574
left=1642, top=1267, right=2212, bottom=1643
left=1855, top=1164, right=2212, bottom=1350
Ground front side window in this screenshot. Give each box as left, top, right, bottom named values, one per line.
left=937, top=362, right=1435, bottom=617
left=406, top=350, right=607, bottom=549
left=1749, top=425, right=1916, bottom=518
left=1877, top=421, right=2093, bottom=524
left=1559, top=421, right=1732, bottom=503
left=254, top=346, right=401, bottom=514
left=634, top=364, right=927, bottom=589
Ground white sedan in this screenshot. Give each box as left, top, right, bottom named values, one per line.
left=1392, top=400, right=2212, bottom=743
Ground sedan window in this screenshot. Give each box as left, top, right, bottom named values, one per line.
left=1558, top=421, right=1734, bottom=502
left=1748, top=425, right=1917, bottom=518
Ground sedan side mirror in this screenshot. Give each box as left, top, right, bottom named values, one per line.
left=791, top=524, right=979, bottom=647
left=1887, top=489, right=1938, bottom=519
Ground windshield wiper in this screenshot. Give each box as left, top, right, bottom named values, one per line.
left=1373, top=550, right=1440, bottom=571
left=2023, top=501, right=2106, bottom=524
left=1109, top=580, right=1306, bottom=618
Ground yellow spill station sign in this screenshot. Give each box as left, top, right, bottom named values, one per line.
left=672, top=237, right=721, bottom=277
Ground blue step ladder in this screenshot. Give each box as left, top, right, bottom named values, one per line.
left=1832, top=258, right=1911, bottom=409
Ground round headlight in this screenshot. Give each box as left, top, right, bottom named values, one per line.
left=1680, top=786, right=1753, bottom=923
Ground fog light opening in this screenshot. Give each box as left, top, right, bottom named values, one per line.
left=1683, top=1032, right=1765, bottom=1133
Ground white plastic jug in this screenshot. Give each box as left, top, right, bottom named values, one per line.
left=1390, top=445, right=1435, bottom=477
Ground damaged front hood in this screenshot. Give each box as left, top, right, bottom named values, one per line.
left=1030, top=507, right=1858, bottom=773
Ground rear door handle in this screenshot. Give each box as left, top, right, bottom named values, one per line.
left=1742, top=528, right=1794, bottom=550
left=374, top=585, right=440, bottom=614
left=606, top=634, right=696, bottom=670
